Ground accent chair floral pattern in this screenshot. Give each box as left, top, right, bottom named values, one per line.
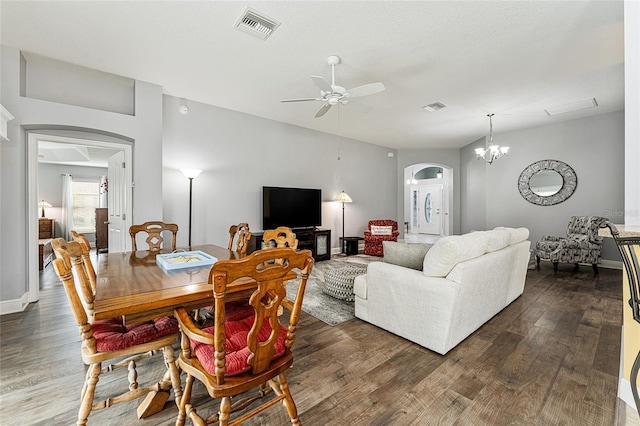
left=535, top=216, right=608, bottom=274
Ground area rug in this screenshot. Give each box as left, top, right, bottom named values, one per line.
left=286, top=254, right=379, bottom=326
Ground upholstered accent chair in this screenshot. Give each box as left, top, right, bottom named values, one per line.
left=364, top=220, right=399, bottom=256
left=535, top=216, right=608, bottom=274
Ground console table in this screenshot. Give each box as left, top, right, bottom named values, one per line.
left=248, top=228, right=331, bottom=261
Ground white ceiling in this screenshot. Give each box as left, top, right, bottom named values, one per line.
left=1, top=1, right=625, bottom=150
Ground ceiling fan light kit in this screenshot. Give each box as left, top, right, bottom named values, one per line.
left=281, top=55, right=385, bottom=118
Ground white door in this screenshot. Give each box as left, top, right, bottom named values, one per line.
left=107, top=151, right=127, bottom=252
left=413, top=184, right=443, bottom=235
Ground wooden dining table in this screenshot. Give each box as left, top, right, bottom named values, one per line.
left=92, top=243, right=301, bottom=418
left=94, top=244, right=243, bottom=325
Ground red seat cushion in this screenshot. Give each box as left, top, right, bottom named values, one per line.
left=202, top=300, right=255, bottom=322
left=192, top=314, right=287, bottom=377
left=92, top=316, right=178, bottom=352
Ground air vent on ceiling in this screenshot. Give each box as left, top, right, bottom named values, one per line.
left=422, top=102, right=447, bottom=112
left=235, top=8, right=281, bottom=40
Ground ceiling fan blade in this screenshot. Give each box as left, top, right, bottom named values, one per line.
left=347, top=82, right=385, bottom=98
left=311, top=75, right=333, bottom=93
left=343, top=99, right=372, bottom=113
left=314, top=103, right=332, bottom=118
left=280, top=98, right=320, bottom=103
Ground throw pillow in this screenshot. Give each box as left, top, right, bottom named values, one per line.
left=371, top=225, right=393, bottom=235
left=383, top=241, right=433, bottom=270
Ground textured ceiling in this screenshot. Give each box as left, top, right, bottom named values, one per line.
left=0, top=1, right=625, bottom=150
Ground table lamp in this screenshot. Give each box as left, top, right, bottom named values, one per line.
left=39, top=200, right=52, bottom=218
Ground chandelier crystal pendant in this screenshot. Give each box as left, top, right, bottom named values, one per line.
left=475, top=113, right=509, bottom=164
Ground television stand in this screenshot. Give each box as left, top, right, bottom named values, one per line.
left=248, top=228, right=331, bottom=261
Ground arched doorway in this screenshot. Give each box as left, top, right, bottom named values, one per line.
left=27, top=131, right=133, bottom=304
left=403, top=163, right=453, bottom=237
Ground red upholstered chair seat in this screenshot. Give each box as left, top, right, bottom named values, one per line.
left=92, top=316, right=179, bottom=352
left=192, top=314, right=287, bottom=377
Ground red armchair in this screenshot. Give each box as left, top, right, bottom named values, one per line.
left=364, top=220, right=399, bottom=256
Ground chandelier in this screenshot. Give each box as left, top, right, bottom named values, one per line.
left=475, top=113, right=509, bottom=164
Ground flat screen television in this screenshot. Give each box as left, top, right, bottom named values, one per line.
left=262, top=186, right=322, bottom=230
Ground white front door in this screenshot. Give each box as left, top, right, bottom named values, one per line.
left=107, top=151, right=127, bottom=252
left=413, top=184, right=443, bottom=235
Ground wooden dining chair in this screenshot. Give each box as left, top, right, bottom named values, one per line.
left=173, top=247, right=314, bottom=426
left=51, top=238, right=183, bottom=425
left=605, top=222, right=640, bottom=417
left=70, top=230, right=97, bottom=294
left=130, top=221, right=178, bottom=252
left=228, top=222, right=252, bottom=255
left=263, top=226, right=298, bottom=249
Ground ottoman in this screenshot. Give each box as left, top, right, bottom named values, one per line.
left=322, top=264, right=368, bottom=302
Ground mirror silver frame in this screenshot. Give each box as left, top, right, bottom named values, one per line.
left=517, top=159, right=577, bottom=206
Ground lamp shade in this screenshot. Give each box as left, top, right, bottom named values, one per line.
left=39, top=200, right=52, bottom=218
left=181, top=169, right=202, bottom=179
left=334, top=191, right=352, bottom=203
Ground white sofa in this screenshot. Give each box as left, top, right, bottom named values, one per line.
left=354, top=227, right=531, bottom=355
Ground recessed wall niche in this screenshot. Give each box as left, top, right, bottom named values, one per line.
left=20, top=52, right=134, bottom=115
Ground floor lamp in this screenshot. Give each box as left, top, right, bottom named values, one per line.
left=334, top=190, right=352, bottom=253
left=181, top=169, right=202, bottom=247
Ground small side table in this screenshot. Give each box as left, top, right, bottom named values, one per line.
left=340, top=237, right=363, bottom=256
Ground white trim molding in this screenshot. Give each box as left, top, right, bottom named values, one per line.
left=0, top=293, right=30, bottom=315
left=618, top=377, right=638, bottom=413
left=0, top=104, right=15, bottom=142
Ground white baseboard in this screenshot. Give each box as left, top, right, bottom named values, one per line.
left=618, top=377, right=638, bottom=412
left=0, top=292, right=30, bottom=315
left=600, top=259, right=623, bottom=270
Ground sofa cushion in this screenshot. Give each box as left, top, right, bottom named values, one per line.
left=482, top=229, right=511, bottom=252
left=383, top=241, right=433, bottom=270
left=371, top=225, right=393, bottom=235
left=423, top=232, right=488, bottom=277
left=494, top=227, right=529, bottom=245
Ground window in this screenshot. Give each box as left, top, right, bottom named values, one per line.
left=72, top=180, right=99, bottom=232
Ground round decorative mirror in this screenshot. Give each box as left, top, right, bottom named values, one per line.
left=529, top=170, right=563, bottom=196
left=518, top=159, right=577, bottom=206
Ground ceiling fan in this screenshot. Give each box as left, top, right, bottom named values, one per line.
left=280, top=55, right=385, bottom=118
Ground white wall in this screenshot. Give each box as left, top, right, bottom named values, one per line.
left=460, top=110, right=625, bottom=261
left=0, top=46, right=164, bottom=304
left=161, top=95, right=398, bottom=250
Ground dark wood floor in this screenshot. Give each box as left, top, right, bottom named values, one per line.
left=1, top=258, right=637, bottom=425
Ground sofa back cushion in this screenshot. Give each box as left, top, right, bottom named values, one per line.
left=383, top=241, right=433, bottom=270
left=423, top=232, right=488, bottom=277
left=482, top=229, right=511, bottom=252
left=494, top=227, right=529, bottom=245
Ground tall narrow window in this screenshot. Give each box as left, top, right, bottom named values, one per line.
left=71, top=180, right=99, bottom=232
